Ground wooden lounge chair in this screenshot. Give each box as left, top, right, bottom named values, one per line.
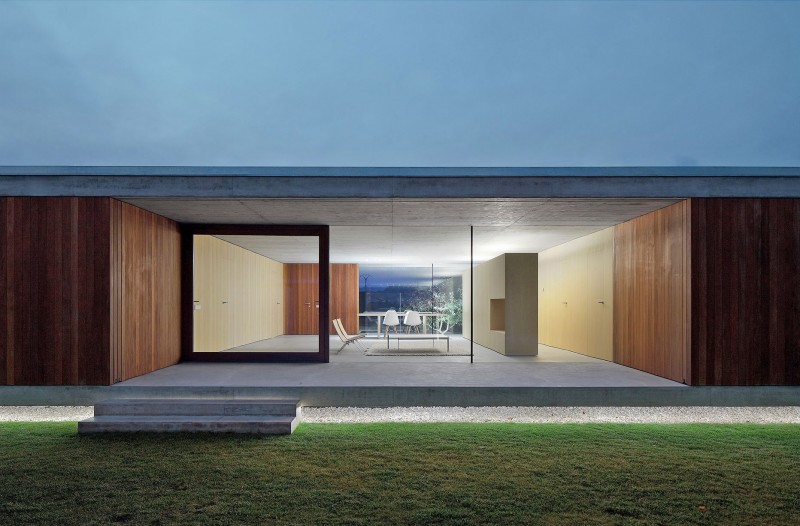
left=333, top=318, right=367, bottom=354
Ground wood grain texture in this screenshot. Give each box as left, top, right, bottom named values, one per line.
left=330, top=264, right=359, bottom=334
left=110, top=201, right=181, bottom=382
left=284, top=263, right=358, bottom=335
left=613, top=201, right=690, bottom=383
left=691, top=198, right=800, bottom=385
left=538, top=228, right=613, bottom=361
left=284, top=264, right=320, bottom=335
left=192, top=235, right=284, bottom=352
left=0, top=197, right=111, bottom=385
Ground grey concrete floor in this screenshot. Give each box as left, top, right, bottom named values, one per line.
left=119, top=337, right=680, bottom=388
left=228, top=335, right=607, bottom=363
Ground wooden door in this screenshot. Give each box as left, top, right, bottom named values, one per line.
left=587, top=235, right=613, bottom=360
left=284, top=264, right=319, bottom=334
left=193, top=235, right=234, bottom=352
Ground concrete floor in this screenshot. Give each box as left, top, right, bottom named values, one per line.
left=227, top=335, right=607, bottom=363
left=120, top=336, right=680, bottom=388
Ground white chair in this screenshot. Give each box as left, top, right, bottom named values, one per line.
left=403, top=310, right=422, bottom=333
left=333, top=318, right=367, bottom=353
left=383, top=309, right=400, bottom=337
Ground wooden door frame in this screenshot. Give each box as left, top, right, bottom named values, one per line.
left=181, top=224, right=330, bottom=363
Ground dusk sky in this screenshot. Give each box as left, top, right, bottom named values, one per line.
left=1, top=1, right=798, bottom=167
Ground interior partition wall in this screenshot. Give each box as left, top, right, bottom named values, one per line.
left=181, top=224, right=330, bottom=363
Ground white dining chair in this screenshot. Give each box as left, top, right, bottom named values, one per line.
left=403, top=310, right=422, bottom=333
left=383, top=309, right=400, bottom=337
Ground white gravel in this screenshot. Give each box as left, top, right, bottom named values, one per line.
left=0, top=406, right=94, bottom=422
left=301, top=406, right=800, bottom=424
left=2, top=405, right=800, bottom=424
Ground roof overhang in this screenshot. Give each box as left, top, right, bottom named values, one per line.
left=1, top=166, right=800, bottom=198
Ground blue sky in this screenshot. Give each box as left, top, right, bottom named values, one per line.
left=0, top=1, right=798, bottom=167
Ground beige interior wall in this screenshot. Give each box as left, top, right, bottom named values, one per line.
left=468, top=254, right=506, bottom=353
left=463, top=253, right=538, bottom=356
left=193, top=235, right=284, bottom=352
left=504, top=254, right=538, bottom=355
left=538, top=228, right=613, bottom=360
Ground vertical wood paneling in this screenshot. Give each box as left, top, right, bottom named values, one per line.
left=284, top=263, right=358, bottom=335
left=613, top=201, right=689, bottom=383
left=0, top=198, right=8, bottom=384
left=0, top=197, right=111, bottom=385
left=284, top=264, right=320, bottom=334
left=110, top=200, right=181, bottom=382
left=691, top=198, right=800, bottom=385
left=192, top=235, right=284, bottom=352
left=331, top=264, right=359, bottom=334
left=538, top=228, right=613, bottom=360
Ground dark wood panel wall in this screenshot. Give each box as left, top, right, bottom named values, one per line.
left=691, top=198, right=800, bottom=385
left=110, top=201, right=181, bottom=383
left=0, top=197, right=181, bottom=385
left=284, top=263, right=358, bottom=335
left=1, top=197, right=112, bottom=385
left=613, top=201, right=690, bottom=383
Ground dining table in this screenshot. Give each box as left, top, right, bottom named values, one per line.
left=358, top=311, right=446, bottom=336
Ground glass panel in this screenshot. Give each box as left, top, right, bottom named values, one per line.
left=330, top=221, right=471, bottom=362
left=358, top=265, right=464, bottom=336
left=192, top=234, right=319, bottom=353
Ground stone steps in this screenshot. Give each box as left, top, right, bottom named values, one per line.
left=79, top=398, right=300, bottom=434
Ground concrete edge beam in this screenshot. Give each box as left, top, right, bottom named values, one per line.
left=3, top=175, right=800, bottom=198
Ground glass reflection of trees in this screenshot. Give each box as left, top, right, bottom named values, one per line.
left=360, top=275, right=462, bottom=335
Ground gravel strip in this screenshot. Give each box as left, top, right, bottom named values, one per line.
left=0, top=406, right=94, bottom=422
left=301, top=406, right=800, bottom=424
left=2, top=406, right=799, bottom=424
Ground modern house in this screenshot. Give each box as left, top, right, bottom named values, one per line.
left=1, top=167, right=799, bottom=400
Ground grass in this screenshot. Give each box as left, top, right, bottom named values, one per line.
left=1, top=423, right=799, bottom=525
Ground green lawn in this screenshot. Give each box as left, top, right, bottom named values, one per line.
left=1, top=423, right=799, bottom=525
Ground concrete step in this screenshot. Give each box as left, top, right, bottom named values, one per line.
left=94, top=398, right=300, bottom=417
left=78, top=415, right=298, bottom=434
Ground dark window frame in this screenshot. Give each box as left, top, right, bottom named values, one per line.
left=180, top=224, right=330, bottom=363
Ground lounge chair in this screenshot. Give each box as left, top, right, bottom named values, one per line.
left=333, top=318, right=367, bottom=354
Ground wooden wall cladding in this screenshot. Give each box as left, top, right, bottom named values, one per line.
left=1, top=197, right=112, bottom=385
left=539, top=228, right=613, bottom=361
left=110, top=201, right=181, bottom=382
left=330, top=264, right=359, bottom=334
left=613, top=201, right=690, bottom=383
left=691, top=198, right=800, bottom=385
left=284, top=263, right=359, bottom=335
left=192, top=235, right=283, bottom=352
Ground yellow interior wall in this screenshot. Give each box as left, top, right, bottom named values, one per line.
left=193, top=235, right=284, bottom=352
left=538, top=228, right=613, bottom=360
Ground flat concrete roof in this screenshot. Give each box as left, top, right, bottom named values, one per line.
left=1, top=166, right=800, bottom=198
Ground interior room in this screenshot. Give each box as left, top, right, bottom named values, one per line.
left=160, top=197, right=684, bottom=374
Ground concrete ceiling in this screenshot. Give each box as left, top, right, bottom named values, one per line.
left=126, top=197, right=680, bottom=267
